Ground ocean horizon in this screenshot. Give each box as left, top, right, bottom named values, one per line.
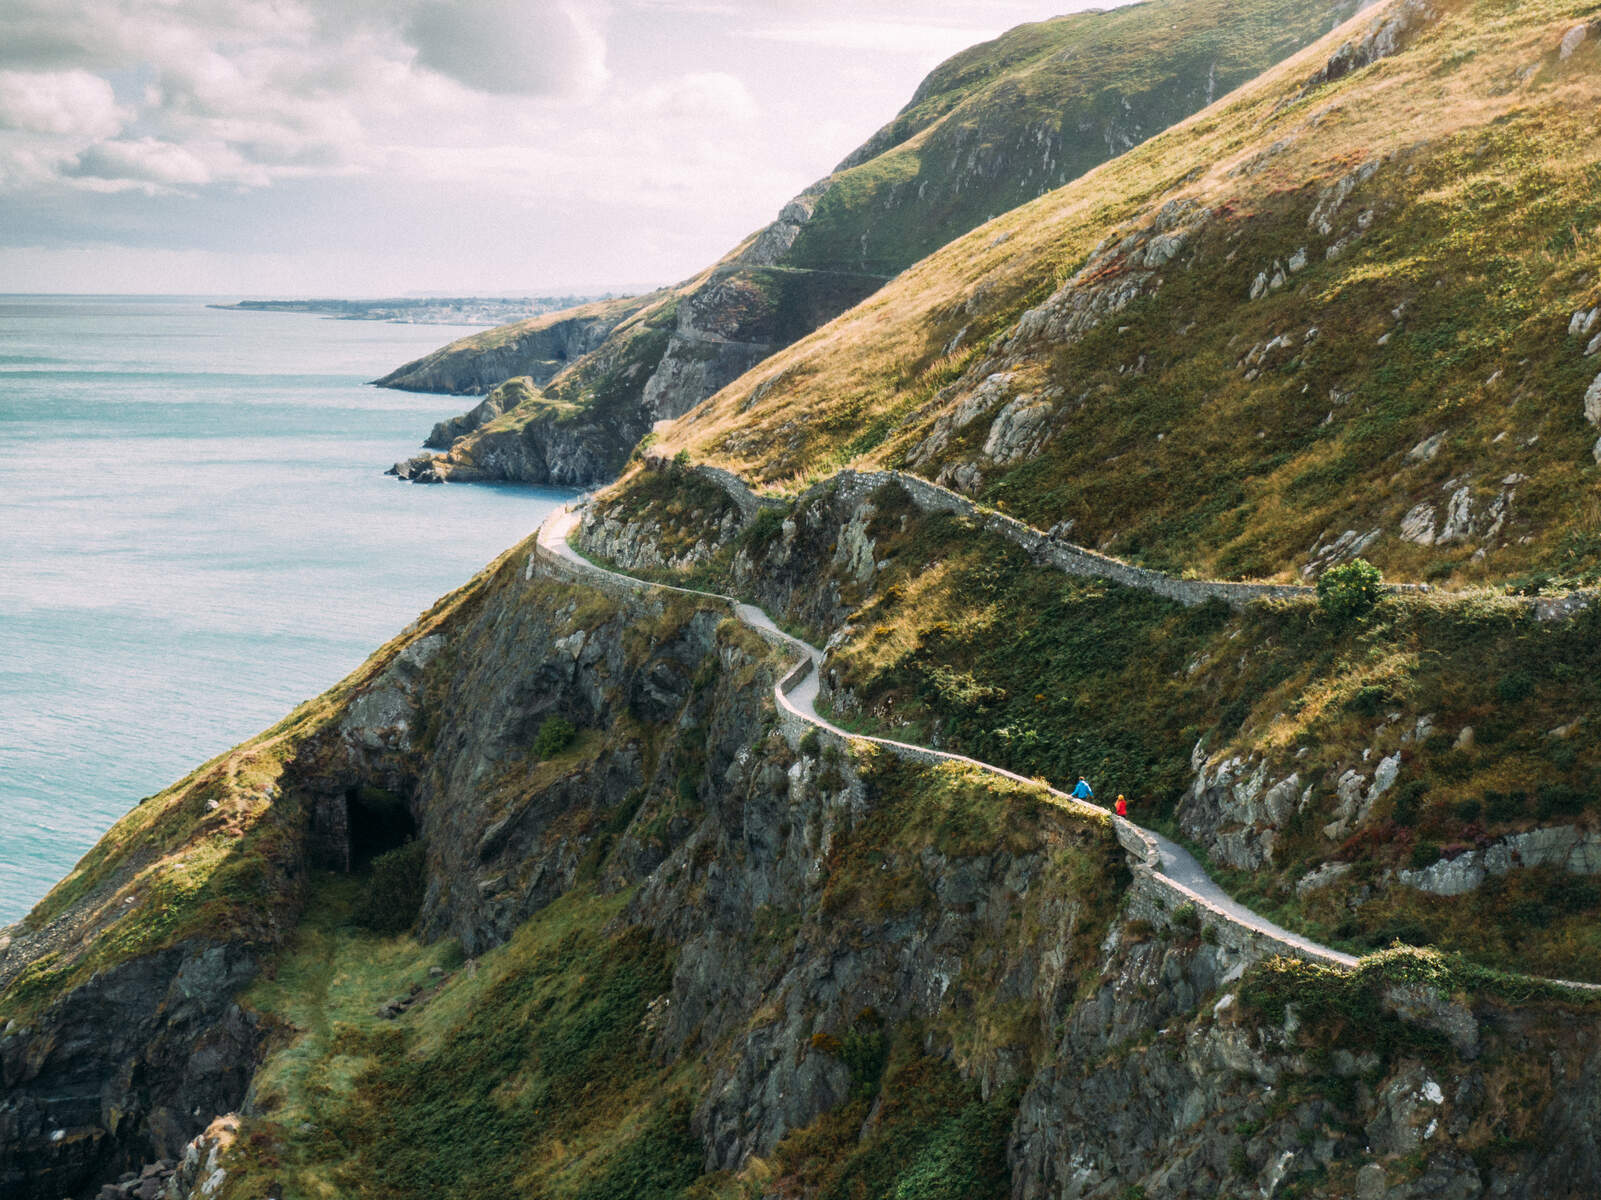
left=0, top=295, right=573, bottom=923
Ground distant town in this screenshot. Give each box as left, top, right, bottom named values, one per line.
left=210, top=294, right=618, bottom=326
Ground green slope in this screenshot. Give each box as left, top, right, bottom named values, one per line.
left=669, top=0, right=1601, bottom=589
left=386, top=0, right=1379, bottom=484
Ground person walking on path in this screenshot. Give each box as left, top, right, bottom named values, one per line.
left=1071, top=776, right=1094, bottom=801
left=1115, top=794, right=1128, bottom=817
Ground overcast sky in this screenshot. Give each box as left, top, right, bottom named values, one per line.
left=0, top=0, right=1122, bottom=297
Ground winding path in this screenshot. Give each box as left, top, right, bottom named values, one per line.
left=538, top=505, right=1360, bottom=971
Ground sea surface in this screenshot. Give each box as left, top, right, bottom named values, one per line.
left=0, top=295, right=572, bottom=923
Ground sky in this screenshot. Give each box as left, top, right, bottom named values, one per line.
left=0, top=0, right=1122, bottom=297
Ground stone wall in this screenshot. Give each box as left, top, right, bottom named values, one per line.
left=687, top=463, right=1595, bottom=618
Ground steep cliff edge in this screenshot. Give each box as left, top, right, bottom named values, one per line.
left=383, top=0, right=1377, bottom=486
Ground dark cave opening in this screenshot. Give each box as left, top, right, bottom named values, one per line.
left=346, top=786, right=417, bottom=869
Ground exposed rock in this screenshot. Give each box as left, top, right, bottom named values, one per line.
left=1560, top=23, right=1590, bottom=60
left=1365, top=1064, right=1448, bottom=1156
left=1322, top=757, right=1398, bottom=841
left=1400, top=502, right=1437, bottom=545
left=340, top=635, right=443, bottom=754
left=831, top=502, right=879, bottom=586
left=737, top=182, right=830, bottom=267
left=1296, top=861, right=1354, bottom=897
left=1399, top=827, right=1601, bottom=897
left=1437, top=484, right=1475, bottom=544
left=1179, top=758, right=1305, bottom=869
left=1310, top=159, right=1384, bottom=237
left=982, top=394, right=1054, bottom=464
left=1011, top=198, right=1208, bottom=346
left=1297, top=0, right=1439, bottom=98
left=1407, top=431, right=1445, bottom=462
left=1399, top=851, right=1486, bottom=896
left=1584, top=373, right=1601, bottom=426
left=1302, top=527, right=1382, bottom=577
left=423, top=377, right=530, bottom=449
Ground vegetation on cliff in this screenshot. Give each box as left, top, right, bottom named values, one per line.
left=582, top=465, right=1601, bottom=982
left=667, top=0, right=1601, bottom=588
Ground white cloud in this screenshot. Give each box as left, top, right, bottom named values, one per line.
left=406, top=0, right=607, bottom=97
left=741, top=18, right=999, bottom=57
left=67, top=137, right=229, bottom=189
left=0, top=0, right=1098, bottom=292
left=0, top=69, right=126, bottom=137
left=639, top=72, right=758, bottom=123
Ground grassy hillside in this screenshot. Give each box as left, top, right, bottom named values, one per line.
left=785, top=0, right=1380, bottom=275
left=386, top=0, right=1376, bottom=483
left=666, top=0, right=1601, bottom=589
left=582, top=465, right=1601, bottom=983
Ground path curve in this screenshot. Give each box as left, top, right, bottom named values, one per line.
left=536, top=505, right=1601, bottom=990
left=539, top=504, right=1359, bottom=970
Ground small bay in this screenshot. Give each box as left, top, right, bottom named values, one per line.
left=0, top=295, right=572, bottom=922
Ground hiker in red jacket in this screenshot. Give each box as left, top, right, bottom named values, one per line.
left=1115, top=794, right=1128, bottom=817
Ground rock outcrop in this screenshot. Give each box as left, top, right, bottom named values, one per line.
left=374, top=298, right=647, bottom=395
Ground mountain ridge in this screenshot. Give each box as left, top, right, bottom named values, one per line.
left=663, top=0, right=1601, bottom=588
left=381, top=0, right=1383, bottom=487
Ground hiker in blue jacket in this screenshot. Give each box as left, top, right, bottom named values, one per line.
left=1071, top=776, right=1094, bottom=801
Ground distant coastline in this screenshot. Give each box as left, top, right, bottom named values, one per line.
left=211, top=294, right=613, bottom=326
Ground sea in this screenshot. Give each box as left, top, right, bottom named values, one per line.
left=0, top=295, right=573, bottom=923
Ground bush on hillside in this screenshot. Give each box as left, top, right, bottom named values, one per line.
left=534, top=715, right=577, bottom=759
left=355, top=840, right=426, bottom=935
left=1317, top=559, right=1383, bottom=621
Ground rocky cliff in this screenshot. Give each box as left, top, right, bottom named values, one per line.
left=382, top=0, right=1376, bottom=487
left=8, top=488, right=1601, bottom=1199
left=373, top=293, right=653, bottom=395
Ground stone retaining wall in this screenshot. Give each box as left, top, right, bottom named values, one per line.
left=686, top=462, right=1595, bottom=618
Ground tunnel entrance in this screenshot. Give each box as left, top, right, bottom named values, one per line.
left=346, top=786, right=417, bottom=869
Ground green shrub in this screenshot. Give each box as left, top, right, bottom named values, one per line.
left=354, top=841, right=426, bottom=935
left=1316, top=559, right=1383, bottom=621
left=534, top=715, right=577, bottom=759
left=800, top=727, right=822, bottom=757
left=1494, top=671, right=1534, bottom=704
left=1409, top=840, right=1441, bottom=870
left=1536, top=784, right=1586, bottom=819
left=744, top=505, right=787, bottom=550
left=1173, top=901, right=1201, bottom=932
left=571, top=1096, right=701, bottom=1200
left=1393, top=780, right=1427, bottom=827
left=1344, top=684, right=1389, bottom=717
left=1484, top=790, right=1527, bottom=821
left=675, top=772, right=698, bottom=805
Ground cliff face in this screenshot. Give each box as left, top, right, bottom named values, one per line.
left=382, top=0, right=1374, bottom=487
left=7, top=480, right=1601, bottom=1198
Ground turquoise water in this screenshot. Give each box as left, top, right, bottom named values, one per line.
left=0, top=296, right=573, bottom=922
